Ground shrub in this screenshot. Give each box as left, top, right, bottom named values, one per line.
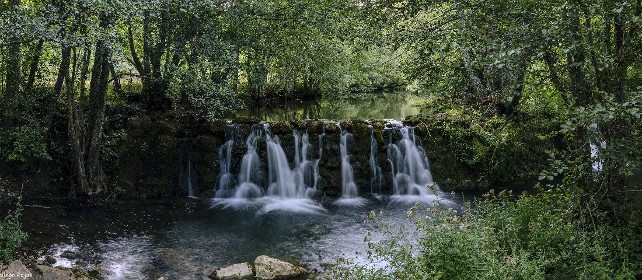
left=0, top=124, right=51, bottom=171
left=334, top=188, right=635, bottom=280
left=0, top=204, right=28, bottom=263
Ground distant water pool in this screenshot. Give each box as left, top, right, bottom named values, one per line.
left=234, top=93, right=425, bottom=121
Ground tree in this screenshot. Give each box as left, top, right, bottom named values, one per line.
left=3, top=0, right=21, bottom=112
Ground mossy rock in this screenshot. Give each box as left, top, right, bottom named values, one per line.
left=303, top=120, right=324, bottom=134
left=290, top=120, right=305, bottom=130
left=324, top=122, right=340, bottom=134
left=350, top=121, right=372, bottom=138
left=269, top=121, right=292, bottom=135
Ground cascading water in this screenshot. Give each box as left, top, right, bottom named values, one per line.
left=293, top=130, right=322, bottom=198
left=211, top=120, right=443, bottom=210
left=259, top=125, right=325, bottom=213
left=387, top=126, right=438, bottom=196
left=339, top=127, right=358, bottom=198
left=215, top=139, right=235, bottom=198
left=187, top=159, right=196, bottom=198
left=234, top=129, right=264, bottom=199
left=265, top=129, right=307, bottom=198
left=368, top=126, right=382, bottom=195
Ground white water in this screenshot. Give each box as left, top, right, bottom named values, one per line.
left=387, top=127, right=438, bottom=197
left=187, top=159, right=196, bottom=198
left=214, top=125, right=325, bottom=213
left=369, top=126, right=382, bottom=195
left=215, top=139, right=235, bottom=198
left=265, top=133, right=307, bottom=198
left=334, top=125, right=370, bottom=206
left=589, top=123, right=606, bottom=172
left=339, top=128, right=358, bottom=198
left=234, top=130, right=264, bottom=199
left=213, top=122, right=440, bottom=210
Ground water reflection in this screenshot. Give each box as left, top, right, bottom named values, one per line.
left=235, top=93, right=423, bottom=121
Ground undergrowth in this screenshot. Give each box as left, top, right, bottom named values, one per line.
left=0, top=202, right=28, bottom=263
left=334, top=187, right=637, bottom=280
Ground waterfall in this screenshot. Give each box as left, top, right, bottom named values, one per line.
left=262, top=128, right=323, bottom=199
left=369, top=126, right=382, bottom=195
left=187, top=159, right=195, bottom=198
left=294, top=130, right=322, bottom=198
left=339, top=126, right=358, bottom=198
left=262, top=125, right=308, bottom=198
left=215, top=139, right=236, bottom=198
left=589, top=123, right=606, bottom=172
left=387, top=126, right=438, bottom=196
left=234, top=129, right=264, bottom=199
left=210, top=120, right=441, bottom=209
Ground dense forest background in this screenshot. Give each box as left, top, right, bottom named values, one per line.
left=1, top=0, right=642, bottom=276
left=2, top=0, right=641, bottom=196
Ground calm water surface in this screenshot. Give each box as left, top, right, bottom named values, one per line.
left=234, top=93, right=424, bottom=121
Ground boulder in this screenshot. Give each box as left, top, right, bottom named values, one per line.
left=35, top=265, right=74, bottom=280
left=210, top=262, right=253, bottom=280
left=60, top=251, right=76, bottom=259
left=254, top=255, right=307, bottom=280
left=1, top=260, right=32, bottom=280
left=44, top=256, right=56, bottom=265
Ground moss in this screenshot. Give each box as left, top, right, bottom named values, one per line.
left=351, top=121, right=372, bottom=137
left=324, top=122, right=340, bottom=134
left=303, top=119, right=324, bottom=134
left=269, top=121, right=292, bottom=135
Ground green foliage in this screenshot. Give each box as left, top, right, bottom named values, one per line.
left=0, top=124, right=50, bottom=170
left=105, top=185, right=125, bottom=201
left=419, top=109, right=555, bottom=187
left=335, top=189, right=636, bottom=279
left=167, top=62, right=245, bottom=120
left=0, top=87, right=53, bottom=172
left=0, top=204, right=28, bottom=263
left=540, top=91, right=642, bottom=191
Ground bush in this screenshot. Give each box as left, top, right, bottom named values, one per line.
left=334, top=188, right=636, bottom=280
left=0, top=124, right=51, bottom=171
left=0, top=204, right=28, bottom=263
left=167, top=61, right=245, bottom=120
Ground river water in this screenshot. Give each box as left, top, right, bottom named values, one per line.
left=234, top=93, right=424, bottom=121
left=21, top=195, right=459, bottom=279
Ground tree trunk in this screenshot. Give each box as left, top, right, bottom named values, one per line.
left=25, top=40, right=44, bottom=92
left=110, top=62, right=122, bottom=94
left=543, top=49, right=566, bottom=94
left=64, top=49, right=88, bottom=196
left=79, top=47, right=92, bottom=102
left=566, top=12, right=591, bottom=106
left=613, top=15, right=626, bottom=102
left=84, top=24, right=112, bottom=196
left=461, top=47, right=485, bottom=96
left=53, top=48, right=72, bottom=97
left=4, top=0, right=22, bottom=110
left=67, top=14, right=113, bottom=197
left=498, top=60, right=528, bottom=116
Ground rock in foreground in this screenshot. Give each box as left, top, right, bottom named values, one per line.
left=254, top=255, right=307, bottom=280
left=210, top=262, right=253, bottom=280
left=1, top=261, right=32, bottom=280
